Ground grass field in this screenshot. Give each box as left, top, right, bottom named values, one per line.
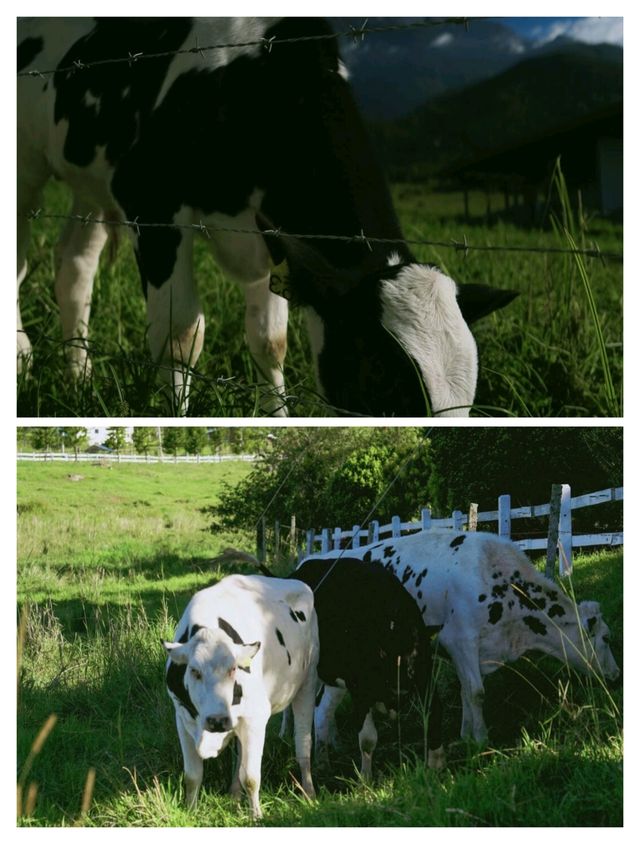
left=17, top=177, right=622, bottom=417
left=17, top=460, right=623, bottom=826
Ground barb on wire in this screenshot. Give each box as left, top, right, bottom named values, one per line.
left=18, top=18, right=475, bottom=78
left=24, top=208, right=624, bottom=263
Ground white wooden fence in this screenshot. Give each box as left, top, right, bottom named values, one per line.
left=300, top=485, right=623, bottom=577
left=16, top=452, right=257, bottom=464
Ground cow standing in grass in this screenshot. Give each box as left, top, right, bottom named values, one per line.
left=17, top=17, right=515, bottom=416
left=306, top=530, right=620, bottom=742
left=163, top=574, right=318, bottom=819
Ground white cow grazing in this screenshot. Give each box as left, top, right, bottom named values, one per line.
left=307, top=530, right=619, bottom=743
left=164, top=574, right=319, bottom=819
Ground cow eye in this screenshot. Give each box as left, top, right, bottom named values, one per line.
left=191, top=668, right=202, bottom=680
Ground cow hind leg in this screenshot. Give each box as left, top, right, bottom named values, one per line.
left=441, top=634, right=488, bottom=742
left=54, top=201, right=108, bottom=378
left=315, top=685, right=347, bottom=765
left=143, top=230, right=205, bottom=414
left=290, top=672, right=317, bottom=800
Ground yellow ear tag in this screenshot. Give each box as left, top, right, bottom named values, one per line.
left=269, top=259, right=292, bottom=300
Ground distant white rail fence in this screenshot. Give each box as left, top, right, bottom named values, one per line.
left=17, top=452, right=257, bottom=464
left=260, top=484, right=623, bottom=578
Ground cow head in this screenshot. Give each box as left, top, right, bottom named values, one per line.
left=164, top=627, right=260, bottom=757
left=576, top=601, right=620, bottom=681
left=259, top=219, right=516, bottom=416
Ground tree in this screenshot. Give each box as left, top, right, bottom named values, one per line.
left=132, top=427, right=158, bottom=455
left=162, top=428, right=186, bottom=456
left=30, top=427, right=62, bottom=452
left=61, top=427, right=88, bottom=456
left=104, top=428, right=127, bottom=454
left=184, top=427, right=209, bottom=455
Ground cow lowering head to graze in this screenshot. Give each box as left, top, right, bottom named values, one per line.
left=305, top=530, right=619, bottom=743
left=163, top=574, right=318, bottom=819
left=17, top=17, right=516, bottom=416
left=289, top=557, right=444, bottom=777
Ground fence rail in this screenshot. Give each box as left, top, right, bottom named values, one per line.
left=290, top=484, right=623, bottom=578
left=16, top=452, right=256, bottom=464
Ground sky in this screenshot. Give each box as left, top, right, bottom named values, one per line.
left=497, top=17, right=623, bottom=46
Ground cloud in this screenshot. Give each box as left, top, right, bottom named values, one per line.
left=532, top=17, right=623, bottom=47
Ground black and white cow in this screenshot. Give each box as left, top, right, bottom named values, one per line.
left=305, top=530, right=620, bottom=743
left=163, top=574, right=319, bottom=819
left=291, top=557, right=444, bottom=777
left=17, top=17, right=516, bottom=416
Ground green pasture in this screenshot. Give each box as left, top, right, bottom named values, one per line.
left=17, top=461, right=623, bottom=826
left=17, top=177, right=622, bottom=417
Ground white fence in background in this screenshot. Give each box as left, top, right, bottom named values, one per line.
left=17, top=452, right=257, bottom=464
left=300, top=485, right=623, bottom=577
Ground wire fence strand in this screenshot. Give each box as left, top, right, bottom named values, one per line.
left=18, top=18, right=474, bottom=79
left=24, top=209, right=623, bottom=262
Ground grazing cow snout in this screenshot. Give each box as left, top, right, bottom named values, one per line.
left=205, top=714, right=232, bottom=733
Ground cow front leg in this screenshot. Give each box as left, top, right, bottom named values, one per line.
left=357, top=709, right=378, bottom=780
left=243, top=276, right=289, bottom=416
left=234, top=718, right=267, bottom=820
left=441, top=633, right=487, bottom=742
left=54, top=201, right=108, bottom=378
left=175, top=713, right=203, bottom=808
left=143, top=229, right=205, bottom=414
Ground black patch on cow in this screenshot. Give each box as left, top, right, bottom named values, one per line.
left=548, top=589, right=559, bottom=602
left=401, top=566, right=413, bottom=584
left=417, top=590, right=422, bottom=600
left=508, top=600, right=514, bottom=609
left=18, top=37, right=44, bottom=72
left=218, top=617, right=243, bottom=644
left=383, top=545, right=396, bottom=559
left=511, top=570, right=520, bottom=580
left=488, top=602, right=503, bottom=624
left=276, top=628, right=286, bottom=648
left=295, top=610, right=306, bottom=622
left=218, top=617, right=250, bottom=673
left=165, top=625, right=197, bottom=718
left=289, top=609, right=299, bottom=623
left=189, top=623, right=203, bottom=639
left=548, top=603, right=566, bottom=618
left=512, top=581, right=547, bottom=613
left=478, top=593, right=487, bottom=603
left=523, top=616, right=547, bottom=636
left=232, top=681, right=243, bottom=706
left=587, top=616, right=597, bottom=634
left=450, top=535, right=465, bottom=549
left=491, top=583, right=509, bottom=600
left=415, top=568, right=428, bottom=587
left=286, top=650, right=292, bottom=665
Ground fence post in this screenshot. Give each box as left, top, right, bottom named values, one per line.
left=369, top=521, right=380, bottom=544
left=352, top=525, right=361, bottom=549
left=332, top=527, right=342, bottom=550
left=468, top=503, right=478, bottom=532
left=421, top=508, right=431, bottom=532
left=274, top=519, right=280, bottom=560
left=306, top=529, right=314, bottom=557
left=452, top=510, right=464, bottom=530
left=257, top=516, right=266, bottom=564
left=545, top=484, right=563, bottom=579
left=392, top=515, right=401, bottom=538
left=321, top=528, right=330, bottom=554
left=558, top=484, right=573, bottom=577
left=290, top=515, right=297, bottom=558
left=498, top=494, right=511, bottom=538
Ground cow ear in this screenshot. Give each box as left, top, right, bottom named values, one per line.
left=237, top=641, right=261, bottom=669
left=163, top=640, right=190, bottom=665
left=579, top=601, right=602, bottom=623
left=257, top=212, right=355, bottom=304
left=456, top=283, right=519, bottom=324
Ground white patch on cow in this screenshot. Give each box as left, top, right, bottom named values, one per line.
left=154, top=18, right=280, bottom=109
left=379, top=265, right=478, bottom=417
left=386, top=251, right=402, bottom=267
left=337, top=60, right=350, bottom=80
left=83, top=90, right=101, bottom=114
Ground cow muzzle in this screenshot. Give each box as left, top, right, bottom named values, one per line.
left=205, top=714, right=232, bottom=733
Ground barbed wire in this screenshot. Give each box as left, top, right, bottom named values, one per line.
left=25, top=209, right=624, bottom=263
left=18, top=17, right=473, bottom=79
